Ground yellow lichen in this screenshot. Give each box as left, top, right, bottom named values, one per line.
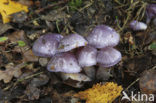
left=74, top=82, right=123, bottom=103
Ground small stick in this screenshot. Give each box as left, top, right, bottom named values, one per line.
left=35, top=0, right=69, bottom=14
left=3, top=72, right=43, bottom=91
left=124, top=65, right=156, bottom=92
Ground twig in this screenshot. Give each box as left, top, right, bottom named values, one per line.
left=35, top=0, right=69, bottom=14
left=79, top=1, right=93, bottom=12
left=3, top=72, right=43, bottom=91
left=124, top=65, right=156, bottom=92
left=124, top=78, right=140, bottom=92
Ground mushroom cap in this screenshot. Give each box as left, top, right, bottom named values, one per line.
left=146, top=4, right=156, bottom=23
left=86, top=25, right=120, bottom=48
left=47, top=52, right=81, bottom=73
left=57, top=34, right=88, bottom=52
left=129, top=20, right=147, bottom=31
left=77, top=45, right=97, bottom=67
left=32, top=33, right=63, bottom=57
left=97, top=47, right=121, bottom=67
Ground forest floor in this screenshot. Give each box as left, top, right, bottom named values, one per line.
left=0, top=0, right=156, bottom=103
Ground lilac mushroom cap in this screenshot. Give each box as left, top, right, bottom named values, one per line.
left=86, top=25, right=120, bottom=48
left=32, top=33, right=63, bottom=57
left=146, top=4, right=156, bottom=23
left=97, top=47, right=121, bottom=67
left=57, top=34, right=88, bottom=52
left=47, top=52, right=81, bottom=73
left=77, top=45, right=97, bottom=67
left=129, top=20, right=147, bottom=31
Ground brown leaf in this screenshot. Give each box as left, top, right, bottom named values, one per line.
left=8, top=30, right=27, bottom=42
left=18, top=0, right=34, bottom=6
left=0, top=23, right=13, bottom=35
left=23, top=49, right=38, bottom=62
left=0, top=63, right=26, bottom=83
left=41, top=10, right=69, bottom=22
left=139, top=69, right=156, bottom=94
left=25, top=84, right=40, bottom=100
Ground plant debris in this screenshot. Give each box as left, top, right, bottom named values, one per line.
left=0, top=63, right=26, bottom=83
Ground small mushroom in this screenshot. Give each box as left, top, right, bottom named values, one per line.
left=77, top=45, right=97, bottom=67
left=47, top=52, right=81, bottom=73
left=32, top=33, right=63, bottom=57
left=129, top=20, right=147, bottom=31
left=57, top=34, right=88, bottom=52
left=97, top=47, right=121, bottom=67
left=146, top=4, right=156, bottom=23
left=86, top=25, right=120, bottom=48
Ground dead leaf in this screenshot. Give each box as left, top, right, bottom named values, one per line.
left=30, top=74, right=49, bottom=87
left=11, top=11, right=28, bottom=23
left=0, top=63, right=26, bottom=83
left=25, top=84, right=40, bottom=100
left=8, top=30, right=31, bottom=54
left=51, top=90, right=64, bottom=103
left=41, top=10, right=69, bottom=21
left=18, top=0, right=34, bottom=6
left=23, top=49, right=39, bottom=62
left=139, top=69, right=156, bottom=94
left=0, top=23, right=13, bottom=35
left=0, top=0, right=28, bottom=23
left=8, top=30, right=26, bottom=42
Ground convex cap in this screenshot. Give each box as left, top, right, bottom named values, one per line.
left=32, top=33, right=63, bottom=57
left=57, top=34, right=88, bottom=52
left=97, top=47, right=121, bottom=67
left=47, top=52, right=81, bottom=73
left=86, top=25, right=120, bottom=48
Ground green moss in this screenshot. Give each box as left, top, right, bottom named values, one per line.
left=68, top=0, right=83, bottom=11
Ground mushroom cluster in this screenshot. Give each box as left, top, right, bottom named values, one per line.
left=146, top=4, right=156, bottom=24
left=32, top=25, right=121, bottom=73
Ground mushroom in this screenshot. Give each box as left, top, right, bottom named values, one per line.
left=86, top=25, right=120, bottom=48
left=32, top=33, right=63, bottom=57
left=146, top=4, right=156, bottom=23
left=129, top=20, right=147, bottom=31
left=57, top=33, right=88, bottom=52
left=47, top=52, right=81, bottom=73
left=77, top=45, right=97, bottom=67
left=97, top=47, right=121, bottom=67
